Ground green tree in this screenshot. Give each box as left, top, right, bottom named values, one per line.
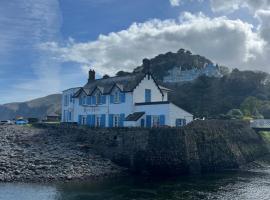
left=227, top=109, right=244, bottom=119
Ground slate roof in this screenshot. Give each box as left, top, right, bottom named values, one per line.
left=74, top=72, right=171, bottom=97
left=125, top=112, right=145, bottom=121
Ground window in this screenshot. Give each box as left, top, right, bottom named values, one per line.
left=113, top=115, right=120, bottom=127
left=63, top=110, right=68, bottom=122
left=68, top=111, right=72, bottom=121
left=96, top=92, right=101, bottom=105
left=152, top=116, right=160, bottom=127
left=70, top=94, right=73, bottom=103
left=81, top=116, right=87, bottom=125
left=96, top=115, right=101, bottom=127
left=145, top=89, right=151, bottom=102
left=114, top=91, right=120, bottom=103
left=64, top=95, right=68, bottom=106
left=83, top=96, right=87, bottom=105
left=176, top=119, right=187, bottom=127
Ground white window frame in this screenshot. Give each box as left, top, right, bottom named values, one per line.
left=95, top=115, right=101, bottom=127
left=82, top=96, right=87, bottom=105
left=64, top=95, right=69, bottom=106
left=96, top=92, right=102, bottom=105
left=113, top=114, right=120, bottom=127
left=114, top=91, right=120, bottom=103
left=81, top=115, right=87, bottom=125
left=152, top=115, right=160, bottom=127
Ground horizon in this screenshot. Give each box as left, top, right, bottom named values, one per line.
left=1, top=0, right=270, bottom=104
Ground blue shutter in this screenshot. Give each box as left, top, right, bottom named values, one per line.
left=91, top=115, right=96, bottom=127
left=101, top=114, right=106, bottom=127
left=78, top=115, right=82, bottom=125
left=120, top=114, right=125, bottom=127
left=87, top=115, right=91, bottom=126
left=120, top=93, right=126, bottom=103
left=146, top=115, right=152, bottom=128
left=110, top=95, right=114, bottom=104
left=109, top=114, right=114, bottom=127
left=79, top=97, right=82, bottom=105
left=92, top=96, right=96, bottom=105
left=101, top=95, right=106, bottom=104
left=160, top=115, right=165, bottom=126
left=87, top=97, right=91, bottom=105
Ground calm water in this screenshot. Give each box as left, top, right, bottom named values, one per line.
left=1, top=169, right=270, bottom=200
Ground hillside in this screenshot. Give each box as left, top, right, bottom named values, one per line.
left=0, top=94, right=62, bottom=120
left=167, top=69, right=270, bottom=118
left=133, top=49, right=225, bottom=80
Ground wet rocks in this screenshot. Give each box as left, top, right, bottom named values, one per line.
left=0, top=125, right=124, bottom=183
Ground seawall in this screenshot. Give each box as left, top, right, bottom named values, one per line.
left=37, top=120, right=269, bottom=175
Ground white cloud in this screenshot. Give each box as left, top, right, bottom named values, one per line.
left=0, top=0, right=64, bottom=103
left=40, top=12, right=268, bottom=76
left=210, top=0, right=270, bottom=13
left=170, top=0, right=181, bottom=7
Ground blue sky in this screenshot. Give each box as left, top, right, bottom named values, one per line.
left=0, top=0, right=270, bottom=104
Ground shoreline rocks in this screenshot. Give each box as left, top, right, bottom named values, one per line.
left=0, top=125, right=125, bottom=183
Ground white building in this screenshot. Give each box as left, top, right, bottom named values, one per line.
left=163, top=63, right=222, bottom=83
left=62, top=70, right=193, bottom=128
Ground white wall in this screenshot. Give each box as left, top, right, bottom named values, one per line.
left=135, top=104, right=170, bottom=126
left=133, top=74, right=164, bottom=103
left=135, top=103, right=193, bottom=127
left=74, top=91, right=134, bottom=127
left=169, top=103, right=193, bottom=126
left=62, top=88, right=80, bottom=122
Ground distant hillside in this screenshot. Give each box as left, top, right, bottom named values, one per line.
left=0, top=94, right=62, bottom=120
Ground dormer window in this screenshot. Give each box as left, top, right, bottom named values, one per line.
left=83, top=96, right=87, bottom=105
left=114, top=91, right=120, bottom=103
left=96, top=92, right=101, bottom=105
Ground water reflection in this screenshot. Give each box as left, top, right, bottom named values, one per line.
left=1, top=169, right=270, bottom=200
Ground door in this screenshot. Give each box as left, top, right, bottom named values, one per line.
left=141, top=119, right=145, bottom=127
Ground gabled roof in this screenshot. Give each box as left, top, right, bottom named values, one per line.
left=73, top=72, right=170, bottom=97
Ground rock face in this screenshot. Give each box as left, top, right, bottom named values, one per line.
left=0, top=120, right=268, bottom=182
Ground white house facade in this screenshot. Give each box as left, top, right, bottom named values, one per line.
left=62, top=70, right=193, bottom=128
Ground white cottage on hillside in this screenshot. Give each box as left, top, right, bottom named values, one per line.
left=62, top=70, right=193, bottom=128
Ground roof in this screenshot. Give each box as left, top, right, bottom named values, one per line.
left=159, top=85, right=172, bottom=92
left=125, top=112, right=145, bottom=121
left=135, top=101, right=170, bottom=106
left=74, top=72, right=168, bottom=97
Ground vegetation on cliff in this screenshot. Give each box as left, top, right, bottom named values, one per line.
left=168, top=69, right=270, bottom=118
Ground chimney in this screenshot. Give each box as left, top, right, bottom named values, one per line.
left=142, top=59, right=151, bottom=74
left=88, top=69, right=96, bottom=82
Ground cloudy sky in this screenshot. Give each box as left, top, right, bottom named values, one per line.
left=0, top=0, right=270, bottom=104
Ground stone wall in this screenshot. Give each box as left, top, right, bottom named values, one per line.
left=36, top=120, right=269, bottom=175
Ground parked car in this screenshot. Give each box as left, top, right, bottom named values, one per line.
left=0, top=120, right=13, bottom=125
left=15, top=119, right=28, bottom=125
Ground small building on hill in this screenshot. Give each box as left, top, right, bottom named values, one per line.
left=163, top=63, right=222, bottom=83
left=62, top=69, right=193, bottom=128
